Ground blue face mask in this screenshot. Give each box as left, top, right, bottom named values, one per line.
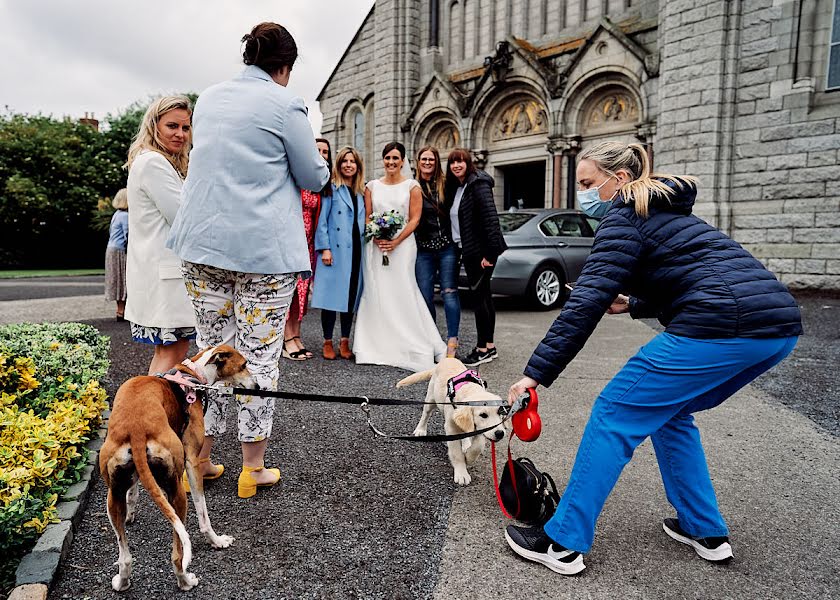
left=577, top=176, right=616, bottom=219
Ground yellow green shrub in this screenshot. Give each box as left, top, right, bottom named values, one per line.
left=0, top=322, right=109, bottom=592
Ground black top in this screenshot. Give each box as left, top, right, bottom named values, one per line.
left=414, top=179, right=452, bottom=249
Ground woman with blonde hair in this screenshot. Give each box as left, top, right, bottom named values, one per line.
left=413, top=145, right=460, bottom=358
left=504, top=141, right=802, bottom=574
left=104, top=188, right=129, bottom=321
left=311, top=146, right=366, bottom=360
left=124, top=95, right=196, bottom=376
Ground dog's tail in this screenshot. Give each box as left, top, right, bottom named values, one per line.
left=129, top=434, right=192, bottom=570
left=396, top=369, right=435, bottom=388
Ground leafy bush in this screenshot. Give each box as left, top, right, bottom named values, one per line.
left=0, top=322, right=109, bottom=592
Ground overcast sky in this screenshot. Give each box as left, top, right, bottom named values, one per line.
left=0, top=0, right=375, bottom=135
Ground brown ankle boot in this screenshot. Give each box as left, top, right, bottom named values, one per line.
left=322, top=340, right=336, bottom=360
left=339, top=337, right=354, bottom=360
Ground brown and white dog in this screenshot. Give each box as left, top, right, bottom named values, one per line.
left=397, top=357, right=507, bottom=485
left=99, top=345, right=256, bottom=592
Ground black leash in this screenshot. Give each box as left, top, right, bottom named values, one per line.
left=195, top=384, right=522, bottom=443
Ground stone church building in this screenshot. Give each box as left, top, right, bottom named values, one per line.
left=317, top=0, right=840, bottom=289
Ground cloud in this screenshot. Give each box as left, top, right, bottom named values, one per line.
left=0, top=0, right=374, bottom=134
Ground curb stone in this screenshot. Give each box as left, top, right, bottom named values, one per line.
left=8, top=414, right=108, bottom=598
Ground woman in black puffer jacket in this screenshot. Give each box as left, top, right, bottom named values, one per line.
left=444, top=148, right=507, bottom=366
left=503, top=141, right=802, bottom=576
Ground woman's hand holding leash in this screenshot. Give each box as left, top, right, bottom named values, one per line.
left=508, top=376, right=539, bottom=404
left=607, top=294, right=630, bottom=314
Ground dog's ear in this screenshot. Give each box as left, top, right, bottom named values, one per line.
left=208, top=350, right=232, bottom=366
left=453, top=406, right=474, bottom=432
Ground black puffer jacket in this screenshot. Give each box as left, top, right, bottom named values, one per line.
left=524, top=180, right=803, bottom=387
left=453, top=171, right=508, bottom=263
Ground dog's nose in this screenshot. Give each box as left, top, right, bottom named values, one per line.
left=494, top=430, right=505, bottom=441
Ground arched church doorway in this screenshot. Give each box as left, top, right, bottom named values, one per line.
left=477, top=92, right=550, bottom=209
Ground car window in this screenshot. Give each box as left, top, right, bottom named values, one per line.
left=498, top=213, right=534, bottom=233
left=585, top=217, right=600, bottom=233
left=539, top=215, right=584, bottom=237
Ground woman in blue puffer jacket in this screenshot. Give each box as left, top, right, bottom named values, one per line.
left=504, top=141, right=802, bottom=576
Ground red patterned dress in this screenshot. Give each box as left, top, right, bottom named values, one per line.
left=292, top=190, right=321, bottom=318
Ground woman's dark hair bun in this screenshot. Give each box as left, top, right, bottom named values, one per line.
left=241, top=22, right=298, bottom=75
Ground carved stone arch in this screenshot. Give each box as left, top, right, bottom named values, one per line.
left=560, top=68, right=647, bottom=140
left=471, top=82, right=549, bottom=150
left=414, top=111, right=462, bottom=159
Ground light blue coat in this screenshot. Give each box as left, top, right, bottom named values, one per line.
left=167, top=65, right=330, bottom=275
left=310, top=184, right=366, bottom=313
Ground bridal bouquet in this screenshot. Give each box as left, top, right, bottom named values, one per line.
left=364, top=210, right=405, bottom=266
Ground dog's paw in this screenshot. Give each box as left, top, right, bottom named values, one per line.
left=177, top=571, right=199, bottom=591
left=412, top=427, right=428, bottom=437
left=453, top=471, right=472, bottom=486
left=111, top=574, right=131, bottom=592
left=211, top=533, right=234, bottom=549
left=124, top=511, right=136, bottom=525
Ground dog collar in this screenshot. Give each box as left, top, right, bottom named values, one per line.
left=160, top=368, right=205, bottom=404
left=446, top=369, right=487, bottom=405
left=180, top=359, right=208, bottom=384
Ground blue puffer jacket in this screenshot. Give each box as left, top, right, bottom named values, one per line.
left=524, top=180, right=803, bottom=387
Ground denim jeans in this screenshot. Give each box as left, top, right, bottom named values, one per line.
left=543, top=333, right=798, bottom=553
left=415, top=244, right=460, bottom=339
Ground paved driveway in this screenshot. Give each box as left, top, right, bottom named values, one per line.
left=0, top=278, right=836, bottom=598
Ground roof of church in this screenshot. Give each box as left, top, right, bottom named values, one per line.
left=316, top=4, right=375, bottom=102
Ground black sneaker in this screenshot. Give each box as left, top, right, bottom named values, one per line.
left=504, top=524, right=586, bottom=575
left=463, top=347, right=498, bottom=366
left=662, top=518, right=733, bottom=563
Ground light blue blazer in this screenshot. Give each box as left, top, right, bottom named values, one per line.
left=167, top=65, right=330, bottom=275
left=310, top=184, right=366, bottom=313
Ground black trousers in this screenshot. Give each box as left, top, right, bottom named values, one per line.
left=463, top=257, right=496, bottom=347
left=321, top=310, right=354, bottom=339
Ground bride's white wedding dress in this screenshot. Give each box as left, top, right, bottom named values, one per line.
left=353, top=178, right=446, bottom=372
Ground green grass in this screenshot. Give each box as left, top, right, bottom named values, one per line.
left=0, top=269, right=104, bottom=279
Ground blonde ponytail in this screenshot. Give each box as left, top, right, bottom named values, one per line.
left=578, top=142, right=698, bottom=219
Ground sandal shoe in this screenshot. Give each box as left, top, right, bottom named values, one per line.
left=292, top=336, right=314, bottom=359
left=238, top=465, right=281, bottom=499
left=446, top=338, right=459, bottom=359
left=282, top=338, right=307, bottom=361
left=182, top=458, right=224, bottom=493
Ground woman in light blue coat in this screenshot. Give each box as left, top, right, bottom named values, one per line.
left=166, top=22, right=329, bottom=498
left=311, top=146, right=366, bottom=360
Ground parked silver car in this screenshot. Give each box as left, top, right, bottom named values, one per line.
left=461, top=209, right=598, bottom=309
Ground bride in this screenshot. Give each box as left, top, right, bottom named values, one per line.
left=353, top=142, right=447, bottom=371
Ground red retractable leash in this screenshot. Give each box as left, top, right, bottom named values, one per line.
left=492, top=388, right=541, bottom=519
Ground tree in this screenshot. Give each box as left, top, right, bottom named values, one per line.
left=0, top=93, right=198, bottom=267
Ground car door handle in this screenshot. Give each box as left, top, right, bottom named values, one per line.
left=555, top=242, right=568, bottom=247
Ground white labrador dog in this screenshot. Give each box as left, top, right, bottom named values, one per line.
left=397, top=358, right=507, bottom=485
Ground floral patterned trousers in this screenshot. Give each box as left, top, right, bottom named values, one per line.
left=181, top=261, right=296, bottom=442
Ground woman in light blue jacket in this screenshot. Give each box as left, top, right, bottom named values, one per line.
left=167, top=22, right=329, bottom=499
left=311, top=147, right=366, bottom=360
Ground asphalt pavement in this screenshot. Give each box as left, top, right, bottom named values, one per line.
left=1, top=277, right=837, bottom=599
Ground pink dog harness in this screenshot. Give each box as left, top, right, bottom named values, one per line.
left=446, top=369, right=487, bottom=406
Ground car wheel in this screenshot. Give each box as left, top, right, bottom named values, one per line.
left=527, top=264, right=565, bottom=310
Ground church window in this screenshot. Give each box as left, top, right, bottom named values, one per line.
left=449, top=1, right=462, bottom=63
left=829, top=0, right=840, bottom=90
left=353, top=110, right=365, bottom=150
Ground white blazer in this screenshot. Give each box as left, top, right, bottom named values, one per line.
left=124, top=150, right=195, bottom=329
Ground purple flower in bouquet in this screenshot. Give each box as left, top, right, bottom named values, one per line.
left=364, top=209, right=405, bottom=266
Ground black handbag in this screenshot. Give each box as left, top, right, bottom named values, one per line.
left=493, top=445, right=560, bottom=526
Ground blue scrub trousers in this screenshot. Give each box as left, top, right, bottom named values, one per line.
left=544, top=332, right=798, bottom=553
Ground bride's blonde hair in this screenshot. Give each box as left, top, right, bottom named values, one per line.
left=578, top=141, right=698, bottom=218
